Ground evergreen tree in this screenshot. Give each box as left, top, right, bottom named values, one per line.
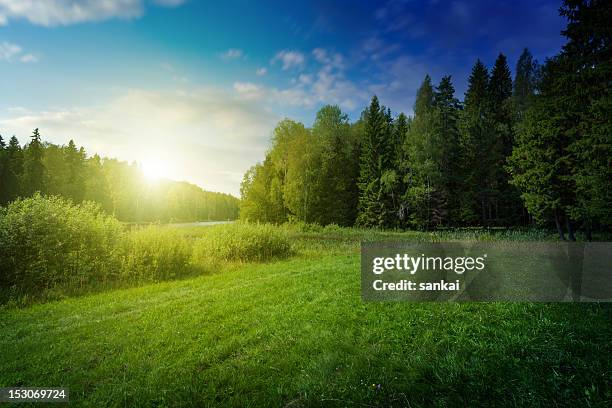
left=458, top=60, right=494, bottom=225
left=0, top=135, right=6, bottom=204
left=560, top=0, right=612, bottom=235
left=64, top=140, right=87, bottom=202
left=434, top=75, right=461, bottom=225
left=405, top=75, right=445, bottom=228
left=21, top=129, right=46, bottom=196
left=394, top=113, right=410, bottom=226
left=356, top=95, right=394, bottom=228
left=3, top=136, right=23, bottom=204
left=489, top=53, right=523, bottom=225
left=508, top=56, right=579, bottom=240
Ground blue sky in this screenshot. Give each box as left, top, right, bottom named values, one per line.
left=0, top=0, right=566, bottom=195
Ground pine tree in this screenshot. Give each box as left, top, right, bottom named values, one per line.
left=64, top=140, right=87, bottom=202
left=357, top=95, right=394, bottom=228
left=394, top=113, right=410, bottom=226
left=488, top=53, right=523, bottom=225
left=405, top=75, right=445, bottom=229
left=3, top=136, right=23, bottom=204
left=508, top=56, right=579, bottom=240
left=458, top=60, right=494, bottom=225
left=434, top=75, right=461, bottom=225
left=21, top=129, right=46, bottom=196
left=0, top=135, right=6, bottom=204
left=560, top=0, right=612, bottom=234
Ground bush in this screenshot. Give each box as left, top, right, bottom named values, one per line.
left=193, top=222, right=293, bottom=264
left=120, top=226, right=193, bottom=282
left=0, top=195, right=124, bottom=297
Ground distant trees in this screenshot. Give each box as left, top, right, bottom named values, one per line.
left=0, top=132, right=239, bottom=222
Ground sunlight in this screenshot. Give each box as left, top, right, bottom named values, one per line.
left=141, top=158, right=171, bottom=181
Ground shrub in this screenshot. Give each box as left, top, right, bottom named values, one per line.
left=192, top=222, right=293, bottom=264
left=120, top=226, right=193, bottom=282
left=0, top=195, right=124, bottom=297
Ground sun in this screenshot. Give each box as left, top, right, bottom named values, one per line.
left=141, top=158, right=171, bottom=181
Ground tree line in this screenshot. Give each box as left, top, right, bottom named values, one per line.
left=0, top=130, right=240, bottom=222
left=240, top=0, right=611, bottom=240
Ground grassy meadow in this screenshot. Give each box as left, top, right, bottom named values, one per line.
left=1, top=205, right=611, bottom=407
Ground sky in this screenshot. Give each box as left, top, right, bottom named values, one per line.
left=0, top=0, right=567, bottom=196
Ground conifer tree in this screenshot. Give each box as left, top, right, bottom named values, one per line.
left=3, top=136, right=23, bottom=204
left=434, top=75, right=461, bottom=225
left=405, top=75, right=444, bottom=228
left=21, top=129, right=46, bottom=196
left=489, top=53, right=523, bottom=225
left=458, top=60, right=494, bottom=225
left=357, top=95, right=394, bottom=228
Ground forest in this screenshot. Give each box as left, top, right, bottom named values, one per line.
left=0, top=131, right=240, bottom=222
left=240, top=0, right=611, bottom=241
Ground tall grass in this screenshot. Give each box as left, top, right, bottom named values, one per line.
left=192, top=222, right=293, bottom=264
left=120, top=226, right=193, bottom=283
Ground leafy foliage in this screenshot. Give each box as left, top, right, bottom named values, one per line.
left=0, top=194, right=124, bottom=299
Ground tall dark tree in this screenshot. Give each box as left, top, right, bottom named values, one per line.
left=0, top=136, right=6, bottom=204
left=405, top=75, right=446, bottom=228
left=434, top=75, right=461, bottom=225
left=357, top=95, right=394, bottom=228
left=489, top=53, right=523, bottom=225
left=561, top=0, right=612, bottom=235
left=458, top=60, right=493, bottom=225
left=394, top=113, right=411, bottom=226
left=508, top=56, right=578, bottom=240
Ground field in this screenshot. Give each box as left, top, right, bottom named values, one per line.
left=1, top=225, right=611, bottom=407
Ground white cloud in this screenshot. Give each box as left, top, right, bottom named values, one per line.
left=221, top=48, right=244, bottom=60
left=255, top=67, right=267, bottom=76
left=20, top=53, right=38, bottom=63
left=233, top=82, right=265, bottom=101
left=312, top=48, right=343, bottom=69
left=233, top=49, right=369, bottom=112
left=0, top=87, right=278, bottom=195
left=0, top=0, right=186, bottom=27
left=0, top=41, right=20, bottom=61
left=272, top=50, right=305, bottom=70
left=0, top=41, right=38, bottom=63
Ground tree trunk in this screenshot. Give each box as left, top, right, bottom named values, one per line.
left=586, top=223, right=593, bottom=242
left=555, top=210, right=565, bottom=241
left=566, top=218, right=576, bottom=242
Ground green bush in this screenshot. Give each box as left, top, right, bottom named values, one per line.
left=193, top=222, right=293, bottom=263
left=120, top=226, right=193, bottom=282
left=0, top=195, right=124, bottom=297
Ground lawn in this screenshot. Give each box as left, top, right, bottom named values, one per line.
left=1, top=227, right=611, bottom=407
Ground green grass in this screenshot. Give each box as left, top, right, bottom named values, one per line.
left=1, top=227, right=611, bottom=407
